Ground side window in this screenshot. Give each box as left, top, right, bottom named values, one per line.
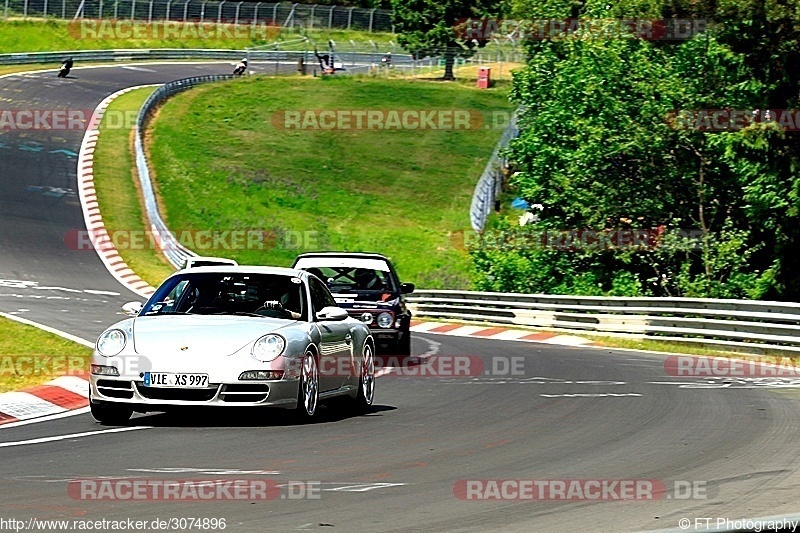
left=309, top=277, right=337, bottom=318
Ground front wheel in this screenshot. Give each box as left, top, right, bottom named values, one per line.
left=351, top=343, right=375, bottom=414
left=294, top=351, right=319, bottom=420
left=90, top=401, right=132, bottom=425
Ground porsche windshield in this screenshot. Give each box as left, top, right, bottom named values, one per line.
left=141, top=272, right=306, bottom=320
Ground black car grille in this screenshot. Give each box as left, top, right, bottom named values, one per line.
left=135, top=383, right=219, bottom=402
left=97, top=379, right=134, bottom=399
left=220, top=384, right=270, bottom=403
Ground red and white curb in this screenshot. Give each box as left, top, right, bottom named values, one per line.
left=0, top=376, right=89, bottom=426
left=410, top=320, right=598, bottom=347
left=77, top=85, right=161, bottom=299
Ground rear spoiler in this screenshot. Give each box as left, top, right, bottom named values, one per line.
left=182, top=256, right=239, bottom=269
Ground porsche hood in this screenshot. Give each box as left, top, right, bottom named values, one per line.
left=131, top=315, right=295, bottom=356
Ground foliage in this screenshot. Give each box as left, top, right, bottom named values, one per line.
left=389, top=0, right=502, bottom=79
left=472, top=0, right=800, bottom=300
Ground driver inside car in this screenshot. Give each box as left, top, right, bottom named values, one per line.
left=354, top=268, right=383, bottom=290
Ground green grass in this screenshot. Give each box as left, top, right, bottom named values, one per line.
left=92, top=87, right=177, bottom=288
left=582, top=334, right=798, bottom=358
left=0, top=18, right=398, bottom=53
left=146, top=75, right=514, bottom=287
left=0, top=317, right=92, bottom=392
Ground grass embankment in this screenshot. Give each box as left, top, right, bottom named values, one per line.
left=0, top=317, right=92, bottom=392
left=92, top=87, right=177, bottom=287
left=145, top=75, right=515, bottom=288
left=0, top=18, right=397, bottom=53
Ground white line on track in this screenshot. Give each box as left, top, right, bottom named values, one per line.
left=0, top=426, right=149, bottom=448
left=0, top=311, right=93, bottom=348
left=0, top=407, right=91, bottom=430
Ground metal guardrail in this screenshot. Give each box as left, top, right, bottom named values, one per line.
left=407, top=290, right=800, bottom=354
left=3, top=0, right=393, bottom=33
left=134, top=74, right=234, bottom=268
left=0, top=48, right=347, bottom=64
left=129, top=51, right=380, bottom=268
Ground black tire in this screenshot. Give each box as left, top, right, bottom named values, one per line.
left=90, top=401, right=132, bottom=425
left=394, top=330, right=411, bottom=356
left=294, top=351, right=319, bottom=420
left=348, top=342, right=375, bottom=414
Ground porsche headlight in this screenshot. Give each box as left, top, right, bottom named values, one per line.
left=377, top=312, right=394, bottom=328
left=252, top=334, right=286, bottom=362
left=97, top=329, right=126, bottom=357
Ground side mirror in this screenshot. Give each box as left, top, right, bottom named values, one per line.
left=401, top=283, right=415, bottom=294
left=122, top=301, right=144, bottom=317
left=317, top=306, right=349, bottom=321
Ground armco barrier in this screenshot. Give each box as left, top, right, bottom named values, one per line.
left=134, top=74, right=238, bottom=268
left=0, top=48, right=371, bottom=65
left=407, top=290, right=800, bottom=354
left=130, top=53, right=380, bottom=268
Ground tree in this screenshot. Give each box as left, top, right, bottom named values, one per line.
left=389, top=0, right=501, bottom=79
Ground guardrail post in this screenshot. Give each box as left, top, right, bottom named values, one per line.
left=346, top=6, right=353, bottom=29
left=43, top=0, right=48, bottom=18
left=327, top=5, right=333, bottom=29
left=130, top=0, right=135, bottom=20
left=369, top=8, right=375, bottom=32
left=23, top=0, right=27, bottom=18
left=272, top=2, right=278, bottom=24
left=62, top=0, right=65, bottom=18
left=182, top=0, right=188, bottom=22
left=98, top=0, right=103, bottom=18
left=288, top=2, right=296, bottom=28
left=234, top=1, right=240, bottom=25
left=200, top=0, right=205, bottom=23
left=113, top=0, right=118, bottom=19
left=217, top=0, right=223, bottom=24
left=165, top=0, right=170, bottom=20
left=3, top=0, right=7, bottom=20
left=148, top=0, right=153, bottom=23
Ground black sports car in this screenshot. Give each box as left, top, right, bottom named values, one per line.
left=292, top=252, right=415, bottom=356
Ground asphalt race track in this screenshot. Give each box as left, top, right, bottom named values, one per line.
left=2, top=63, right=800, bottom=532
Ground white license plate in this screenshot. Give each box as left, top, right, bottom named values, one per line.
left=143, top=372, right=209, bottom=388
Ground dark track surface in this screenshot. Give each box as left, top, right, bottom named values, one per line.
left=0, top=62, right=295, bottom=338
left=1, top=63, right=800, bottom=532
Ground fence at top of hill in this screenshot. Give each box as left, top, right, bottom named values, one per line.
left=2, top=0, right=393, bottom=33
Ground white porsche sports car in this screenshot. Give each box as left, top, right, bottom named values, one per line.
left=89, top=264, right=375, bottom=424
